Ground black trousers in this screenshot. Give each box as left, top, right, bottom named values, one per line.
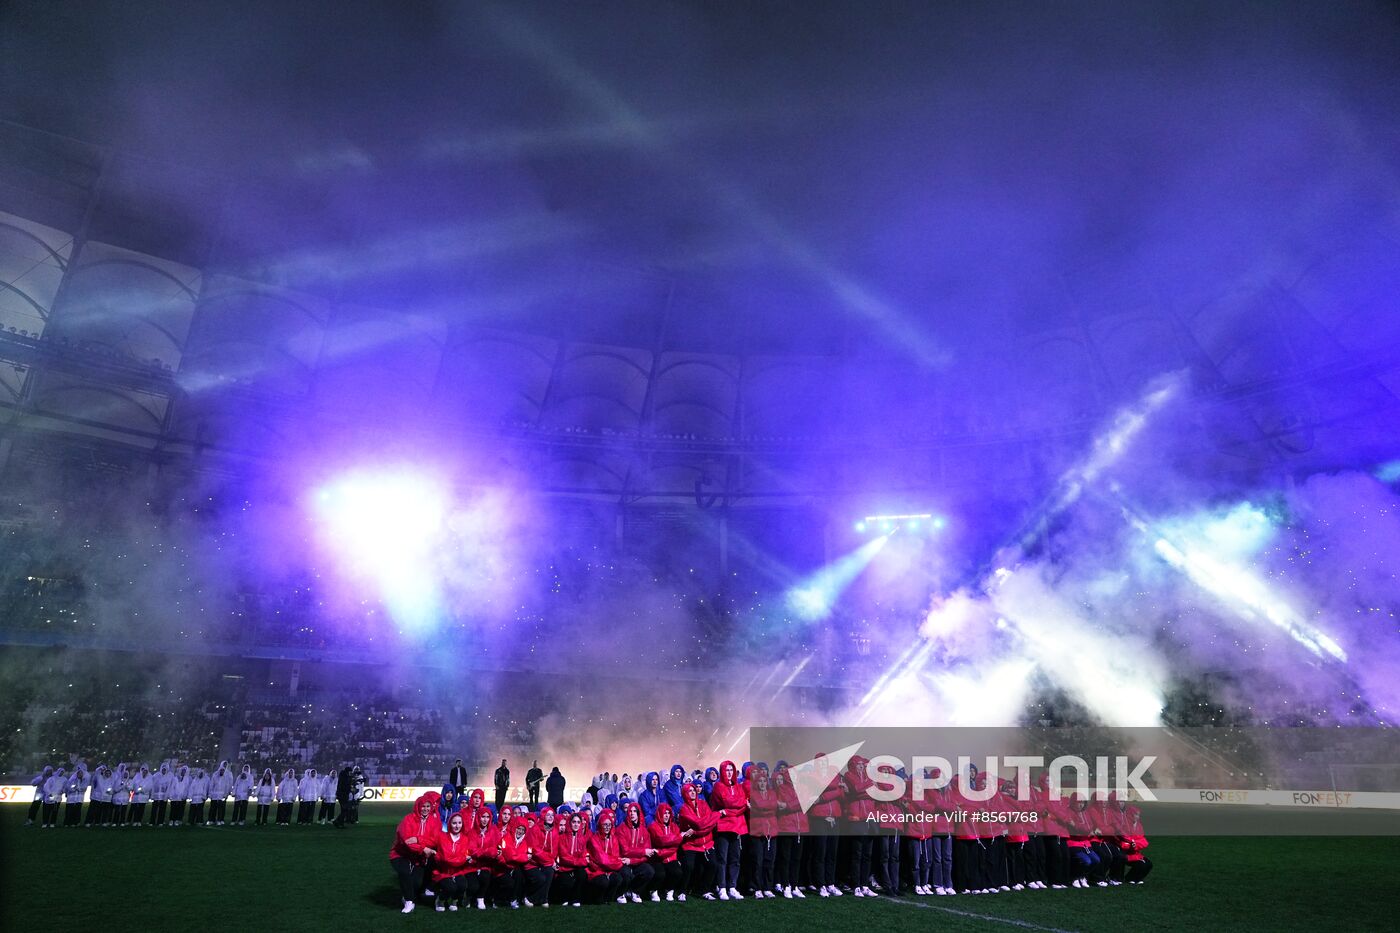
left=171, top=801, right=187, bottom=823
left=953, top=838, right=980, bottom=891
left=775, top=835, right=799, bottom=887
left=524, top=866, right=554, bottom=903
left=435, top=874, right=468, bottom=906
left=714, top=831, right=741, bottom=889
left=984, top=837, right=1006, bottom=888
left=1092, top=841, right=1121, bottom=881
left=528, top=785, right=540, bottom=806
left=131, top=802, right=147, bottom=824
left=906, top=836, right=931, bottom=887
left=626, top=861, right=655, bottom=895
left=64, top=801, right=83, bottom=826
left=1024, top=835, right=1046, bottom=883
left=494, top=788, right=507, bottom=811
left=84, top=800, right=99, bottom=825
left=297, top=801, right=314, bottom=824
left=681, top=848, right=715, bottom=895
left=552, top=867, right=586, bottom=903
left=112, top=802, right=128, bottom=826
left=495, top=868, right=525, bottom=905
left=877, top=833, right=901, bottom=894
left=211, top=800, right=226, bottom=822
left=807, top=833, right=838, bottom=886
left=587, top=869, right=628, bottom=903
left=27, top=796, right=42, bottom=822
left=232, top=800, right=248, bottom=822
left=190, top=802, right=205, bottom=824
left=150, top=800, right=168, bottom=825
left=1006, top=840, right=1028, bottom=885
left=1042, top=836, right=1067, bottom=885
left=276, top=802, right=292, bottom=824
left=318, top=801, right=335, bottom=822
left=1126, top=857, right=1152, bottom=882
left=651, top=860, right=682, bottom=894
left=42, top=802, right=59, bottom=826
left=256, top=803, right=270, bottom=825
left=931, top=835, right=953, bottom=889
left=333, top=797, right=349, bottom=826
left=850, top=835, right=874, bottom=889
left=391, top=857, right=424, bottom=902
left=750, top=835, right=776, bottom=892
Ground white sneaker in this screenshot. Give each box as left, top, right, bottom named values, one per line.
left=630, top=892, right=642, bottom=903
left=666, top=891, right=674, bottom=901
left=1000, top=885, right=1011, bottom=891
left=423, top=888, right=434, bottom=897
left=854, top=887, right=867, bottom=897
left=702, top=892, right=716, bottom=901
left=783, top=887, right=794, bottom=899
left=793, top=886, right=805, bottom=899
left=571, top=901, right=582, bottom=907
left=718, top=889, right=729, bottom=901
left=1013, top=884, right=1024, bottom=891
left=651, top=892, right=660, bottom=902
left=677, top=894, right=686, bottom=902
left=615, top=896, right=627, bottom=905
left=476, top=898, right=486, bottom=909
left=730, top=888, right=743, bottom=900
left=818, top=886, right=830, bottom=897
left=448, top=904, right=458, bottom=911
left=1096, top=881, right=1109, bottom=887
left=830, top=885, right=843, bottom=896
left=511, top=900, right=521, bottom=908
left=434, top=902, right=445, bottom=912
left=401, top=901, right=415, bottom=914
left=1052, top=883, right=1067, bottom=889
left=523, top=898, right=534, bottom=907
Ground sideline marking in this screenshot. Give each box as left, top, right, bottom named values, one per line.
left=888, top=895, right=1082, bottom=933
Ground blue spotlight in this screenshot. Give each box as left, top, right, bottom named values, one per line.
left=854, top=520, right=867, bottom=533
left=931, top=516, right=947, bottom=531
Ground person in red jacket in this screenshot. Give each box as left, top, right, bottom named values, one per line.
left=951, top=773, right=984, bottom=893
left=842, top=755, right=878, bottom=896
left=677, top=781, right=720, bottom=900
left=525, top=806, right=558, bottom=906
left=556, top=811, right=590, bottom=907
left=1064, top=794, right=1103, bottom=888
left=466, top=805, right=499, bottom=909
left=497, top=811, right=533, bottom=908
left=1035, top=773, right=1070, bottom=889
left=708, top=759, right=748, bottom=900
left=463, top=787, right=485, bottom=830
left=903, top=766, right=935, bottom=895
left=648, top=801, right=684, bottom=900
left=772, top=761, right=809, bottom=898
left=805, top=752, right=844, bottom=896
left=586, top=808, right=629, bottom=904
left=388, top=794, right=439, bottom=914
left=430, top=812, right=472, bottom=911
left=618, top=801, right=657, bottom=902
left=1116, top=802, right=1152, bottom=884
left=746, top=763, right=779, bottom=898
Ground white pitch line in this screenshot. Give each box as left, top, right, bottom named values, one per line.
left=887, top=896, right=1082, bottom=933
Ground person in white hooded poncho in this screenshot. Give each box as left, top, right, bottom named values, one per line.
left=169, top=765, right=191, bottom=826
left=90, top=766, right=114, bottom=827
left=64, top=766, right=88, bottom=827
left=232, top=765, right=254, bottom=825
left=129, top=765, right=152, bottom=826
left=27, top=766, right=52, bottom=825
left=318, top=769, right=337, bottom=824
left=41, top=767, right=67, bottom=827
left=297, top=768, right=319, bottom=824
left=276, top=768, right=298, bottom=826
left=150, top=763, right=173, bottom=826
left=188, top=768, right=211, bottom=826
left=255, top=769, right=276, bottom=826
left=109, top=765, right=132, bottom=826
left=209, top=762, right=234, bottom=825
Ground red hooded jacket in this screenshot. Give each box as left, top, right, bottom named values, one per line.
left=807, top=753, right=844, bottom=820
left=389, top=796, right=439, bottom=862
left=842, top=756, right=876, bottom=823
left=619, top=802, right=654, bottom=864
left=746, top=765, right=778, bottom=837
left=773, top=764, right=810, bottom=834
left=709, top=760, right=749, bottom=834
left=648, top=803, right=683, bottom=863
left=528, top=808, right=559, bottom=868
left=677, top=782, right=720, bottom=851
left=467, top=808, right=501, bottom=869
left=429, top=817, right=474, bottom=884
left=557, top=815, right=590, bottom=871
left=586, top=811, right=625, bottom=878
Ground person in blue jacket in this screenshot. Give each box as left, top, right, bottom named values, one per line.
left=661, top=764, right=687, bottom=812
left=637, top=771, right=662, bottom=825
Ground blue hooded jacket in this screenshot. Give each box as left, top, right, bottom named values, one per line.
left=702, top=766, right=720, bottom=800
left=437, top=783, right=460, bottom=831
left=637, top=771, right=662, bottom=824
left=661, top=764, right=687, bottom=812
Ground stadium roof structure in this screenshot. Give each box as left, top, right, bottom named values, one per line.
left=1, top=120, right=1399, bottom=506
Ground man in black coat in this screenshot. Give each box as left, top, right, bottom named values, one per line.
left=525, top=760, right=544, bottom=808
left=332, top=765, right=353, bottom=828
left=545, top=766, right=566, bottom=809
left=448, top=759, right=468, bottom=797
left=493, top=759, right=510, bottom=811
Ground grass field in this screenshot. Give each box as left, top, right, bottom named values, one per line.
left=4, top=803, right=1399, bottom=932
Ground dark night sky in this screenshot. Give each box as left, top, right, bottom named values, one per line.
left=3, top=0, right=1399, bottom=356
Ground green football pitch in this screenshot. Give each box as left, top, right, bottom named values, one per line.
left=3, top=803, right=1398, bottom=932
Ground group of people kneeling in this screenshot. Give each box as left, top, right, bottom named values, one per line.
left=388, top=756, right=1153, bottom=914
